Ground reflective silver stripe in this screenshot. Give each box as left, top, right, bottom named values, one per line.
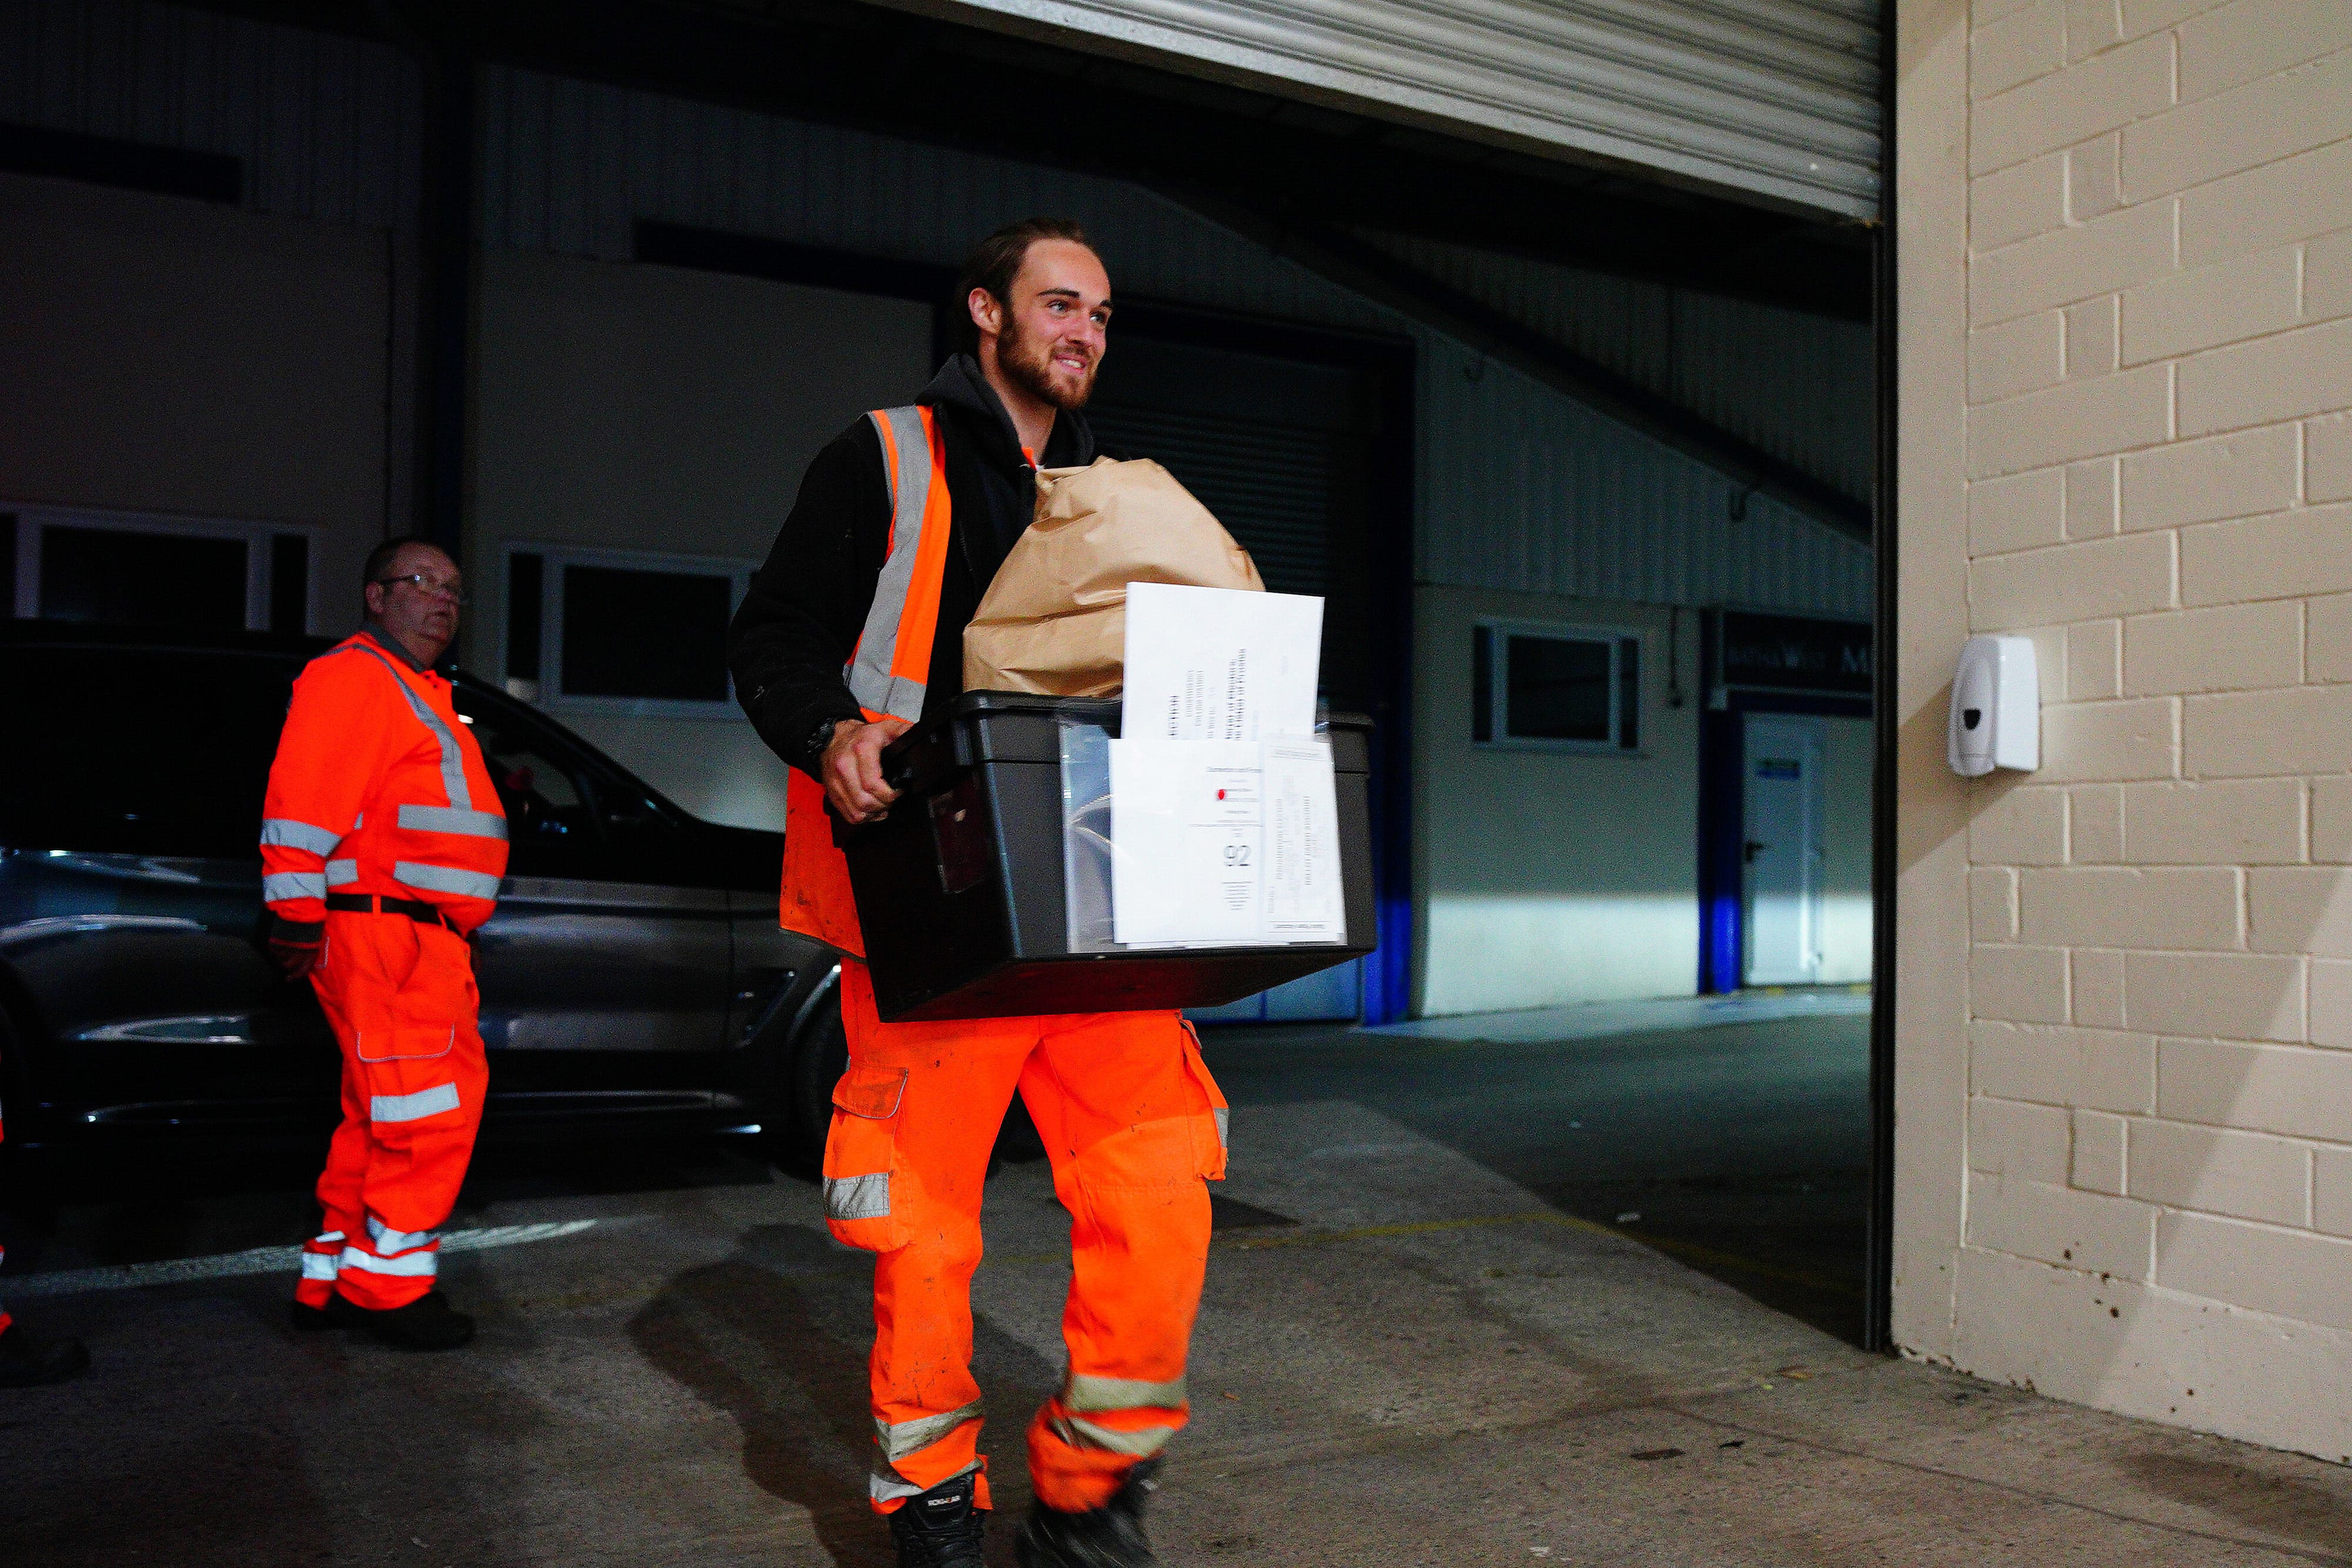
left=263, top=871, right=326, bottom=902
left=825, top=1172, right=891, bottom=1222
left=397, top=804, right=508, bottom=840
left=370, top=1082, right=460, bottom=1124
left=393, top=862, right=501, bottom=900
left=870, top=1459, right=976, bottom=1505
left=343, top=641, right=473, bottom=810
left=1045, top=1413, right=1176, bottom=1458
left=1065, top=1374, right=1188, bottom=1413
left=315, top=1231, right=346, bottom=1244
left=878, top=1400, right=984, bottom=1462
left=260, top=817, right=342, bottom=855
left=1213, top=1108, right=1229, bottom=1151
left=300, top=1251, right=340, bottom=1281
left=845, top=405, right=936, bottom=723
left=366, top=1216, right=437, bottom=1254
left=340, top=1246, right=437, bottom=1278
left=325, top=860, right=360, bottom=888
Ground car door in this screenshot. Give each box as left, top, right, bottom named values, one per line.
left=0, top=640, right=337, bottom=1139
left=452, top=685, right=735, bottom=1124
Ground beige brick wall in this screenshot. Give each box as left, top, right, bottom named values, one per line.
left=1900, top=0, right=2352, bottom=1460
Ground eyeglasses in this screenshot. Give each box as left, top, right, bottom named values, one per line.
left=373, top=573, right=468, bottom=606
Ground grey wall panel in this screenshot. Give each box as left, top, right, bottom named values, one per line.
left=0, top=0, right=420, bottom=228
left=1672, top=286, right=1873, bottom=501
left=481, top=64, right=1394, bottom=336
left=0, top=169, right=395, bottom=604
left=480, top=64, right=1870, bottom=621
left=878, top=0, right=1880, bottom=219
left=1418, top=336, right=1871, bottom=619
left=1359, top=227, right=1872, bottom=504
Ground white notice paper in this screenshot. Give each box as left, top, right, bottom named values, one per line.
left=1108, top=738, right=1344, bottom=948
left=1108, top=741, right=1262, bottom=947
left=1122, top=583, right=1322, bottom=742
left=1261, top=739, right=1345, bottom=943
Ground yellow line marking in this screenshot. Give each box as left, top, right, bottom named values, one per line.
left=1214, top=1210, right=1565, bottom=1249
left=1221, top=1210, right=1861, bottom=1297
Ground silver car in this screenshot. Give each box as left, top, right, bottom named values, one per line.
left=0, top=621, right=848, bottom=1175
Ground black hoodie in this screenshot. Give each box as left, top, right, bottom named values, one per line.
left=727, top=355, right=1100, bottom=778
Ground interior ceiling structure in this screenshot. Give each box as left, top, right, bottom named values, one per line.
left=193, top=0, right=1875, bottom=538
left=242, top=0, right=1869, bottom=321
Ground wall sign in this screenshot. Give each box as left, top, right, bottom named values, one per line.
left=1718, top=611, right=1873, bottom=697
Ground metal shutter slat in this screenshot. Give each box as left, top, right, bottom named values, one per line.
left=1088, top=405, right=1332, bottom=598
left=903, top=0, right=1879, bottom=218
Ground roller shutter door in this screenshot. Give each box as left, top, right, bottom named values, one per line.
left=1085, top=404, right=1335, bottom=597
left=898, top=0, right=1880, bottom=219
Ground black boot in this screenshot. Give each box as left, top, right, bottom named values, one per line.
left=289, top=1293, right=361, bottom=1333
left=890, top=1470, right=988, bottom=1567
left=0, top=1320, right=90, bottom=1388
left=345, top=1290, right=474, bottom=1351
left=1014, top=1460, right=1161, bottom=1568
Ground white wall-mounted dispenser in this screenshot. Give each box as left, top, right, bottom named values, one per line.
left=1948, top=634, right=2039, bottom=777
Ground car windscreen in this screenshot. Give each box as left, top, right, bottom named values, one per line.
left=0, top=646, right=303, bottom=858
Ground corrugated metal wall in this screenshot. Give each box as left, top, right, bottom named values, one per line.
left=1419, top=336, right=1870, bottom=614
left=0, top=0, right=1872, bottom=623
left=1359, top=228, right=1875, bottom=506
left=480, top=65, right=1391, bottom=337
left=481, top=65, right=1872, bottom=621
left=0, top=0, right=420, bottom=229
left=888, top=0, right=1882, bottom=220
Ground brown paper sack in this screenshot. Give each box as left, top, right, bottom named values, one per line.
left=961, top=457, right=1264, bottom=697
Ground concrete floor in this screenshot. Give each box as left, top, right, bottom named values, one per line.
left=5, top=1010, right=2352, bottom=1566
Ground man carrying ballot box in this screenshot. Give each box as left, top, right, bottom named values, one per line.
left=729, top=218, right=1227, bottom=1568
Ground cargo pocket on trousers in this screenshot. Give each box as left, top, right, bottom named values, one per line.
left=824, top=1062, right=913, bottom=1252
left=1179, top=1024, right=1230, bottom=1182
left=356, top=1026, right=461, bottom=1149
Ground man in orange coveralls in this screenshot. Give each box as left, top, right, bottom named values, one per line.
left=260, top=537, right=506, bottom=1352
left=729, top=219, right=1227, bottom=1568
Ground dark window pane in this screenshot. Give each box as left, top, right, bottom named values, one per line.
left=1471, top=625, right=1492, bottom=743
left=270, top=534, right=308, bottom=633
left=454, top=688, right=600, bottom=872
left=41, top=526, right=246, bottom=630
left=2, top=514, right=16, bottom=614
left=1618, top=637, right=1641, bottom=750
left=559, top=565, right=729, bottom=702
left=0, top=647, right=299, bottom=855
left=1505, top=634, right=1611, bottom=743
left=507, top=552, right=542, bottom=681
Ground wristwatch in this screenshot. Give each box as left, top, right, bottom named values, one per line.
left=804, top=716, right=853, bottom=767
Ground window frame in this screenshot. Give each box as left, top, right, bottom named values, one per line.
left=6, top=503, right=320, bottom=633
left=500, top=541, right=754, bottom=721
left=1472, top=617, right=1645, bottom=756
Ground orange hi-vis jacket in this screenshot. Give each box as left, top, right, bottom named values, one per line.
left=781, top=403, right=953, bottom=958
left=261, top=631, right=509, bottom=932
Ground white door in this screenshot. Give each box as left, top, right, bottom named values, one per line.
left=1743, top=716, right=1826, bottom=987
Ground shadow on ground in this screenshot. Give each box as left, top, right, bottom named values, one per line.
left=627, top=1222, right=1061, bottom=1568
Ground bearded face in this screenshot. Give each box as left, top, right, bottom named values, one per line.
left=993, top=293, right=1101, bottom=412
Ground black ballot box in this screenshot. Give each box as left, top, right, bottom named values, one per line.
left=834, top=691, right=1376, bottom=1022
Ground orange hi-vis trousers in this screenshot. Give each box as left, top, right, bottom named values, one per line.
left=824, top=961, right=1228, bottom=1516
left=295, top=911, right=489, bottom=1312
